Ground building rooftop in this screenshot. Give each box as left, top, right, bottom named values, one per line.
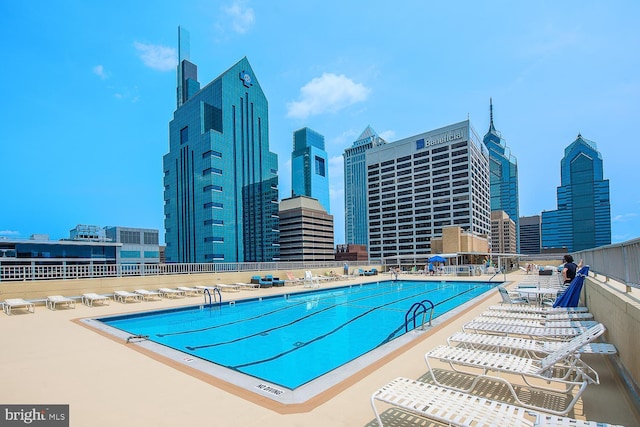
left=1, top=271, right=638, bottom=426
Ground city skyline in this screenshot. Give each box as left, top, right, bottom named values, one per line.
left=2, top=1, right=638, bottom=246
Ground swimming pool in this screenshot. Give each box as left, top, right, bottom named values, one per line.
left=89, top=279, right=498, bottom=404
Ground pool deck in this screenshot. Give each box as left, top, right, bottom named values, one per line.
left=1, top=272, right=638, bottom=426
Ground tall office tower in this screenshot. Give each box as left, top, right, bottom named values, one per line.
left=541, top=134, right=611, bottom=252
left=291, top=127, right=330, bottom=213
left=365, top=120, right=491, bottom=260
left=483, top=99, right=520, bottom=251
left=163, top=27, right=280, bottom=263
left=519, top=215, right=542, bottom=255
left=278, top=196, right=334, bottom=261
left=490, top=211, right=517, bottom=254
left=343, top=126, right=387, bottom=248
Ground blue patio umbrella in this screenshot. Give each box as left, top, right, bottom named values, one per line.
left=553, top=265, right=590, bottom=308
left=428, top=255, right=447, bottom=263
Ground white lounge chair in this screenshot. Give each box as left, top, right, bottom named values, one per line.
left=215, top=283, right=240, bottom=292
left=497, top=285, right=529, bottom=304
left=284, top=271, right=304, bottom=285
left=235, top=282, right=259, bottom=290
left=471, top=315, right=598, bottom=329
left=158, top=288, right=185, bottom=298
left=3, top=298, right=35, bottom=315
left=371, top=377, right=624, bottom=427
left=488, top=303, right=589, bottom=314
left=480, top=309, right=594, bottom=321
left=82, top=293, right=110, bottom=306
left=425, top=323, right=605, bottom=415
left=447, top=331, right=617, bottom=356
left=46, top=295, right=76, bottom=310
left=134, top=289, right=162, bottom=301
left=462, top=320, right=595, bottom=339
left=114, top=290, right=143, bottom=303
left=177, top=286, right=202, bottom=296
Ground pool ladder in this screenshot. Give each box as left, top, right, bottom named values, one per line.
left=405, top=300, right=434, bottom=332
left=203, top=287, right=222, bottom=305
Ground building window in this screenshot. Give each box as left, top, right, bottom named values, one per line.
left=120, top=231, right=140, bottom=244
left=180, top=127, right=188, bottom=144
left=121, top=250, right=141, bottom=258
left=144, top=251, right=159, bottom=258
left=204, top=202, right=223, bottom=209
left=315, top=156, right=326, bottom=177
left=143, top=232, right=158, bottom=245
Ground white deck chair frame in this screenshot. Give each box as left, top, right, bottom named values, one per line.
left=472, top=315, right=598, bottom=329
left=462, top=320, right=592, bottom=340
left=177, top=286, right=202, bottom=296
left=447, top=331, right=617, bottom=357
left=489, top=304, right=589, bottom=314
left=114, top=291, right=143, bottom=303
left=235, top=282, right=260, bottom=290
left=81, top=293, right=110, bottom=306
left=46, top=295, right=76, bottom=310
left=425, top=323, right=605, bottom=415
left=371, top=377, right=623, bottom=427
left=134, top=289, right=162, bottom=300
left=3, top=298, right=35, bottom=315
left=158, top=288, right=186, bottom=298
left=479, top=309, right=593, bottom=321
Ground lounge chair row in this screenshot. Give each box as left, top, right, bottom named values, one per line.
left=371, top=297, right=621, bottom=426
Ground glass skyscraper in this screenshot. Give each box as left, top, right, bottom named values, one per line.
left=541, top=133, right=611, bottom=252
left=163, top=27, right=279, bottom=263
left=482, top=99, right=520, bottom=251
left=343, top=126, right=387, bottom=247
left=291, top=127, right=330, bottom=213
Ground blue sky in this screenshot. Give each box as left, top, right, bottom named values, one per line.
left=1, top=0, right=639, bottom=246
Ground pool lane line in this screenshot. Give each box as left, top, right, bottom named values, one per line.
left=185, top=283, right=484, bottom=351
left=228, top=285, right=484, bottom=371
left=158, top=280, right=435, bottom=338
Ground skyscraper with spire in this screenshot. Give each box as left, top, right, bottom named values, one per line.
left=163, top=27, right=280, bottom=263
left=343, top=126, right=387, bottom=247
left=483, top=99, right=520, bottom=252
left=541, top=134, right=611, bottom=252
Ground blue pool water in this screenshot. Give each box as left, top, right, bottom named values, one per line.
left=99, top=280, right=497, bottom=390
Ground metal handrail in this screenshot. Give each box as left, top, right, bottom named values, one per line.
left=404, top=300, right=434, bottom=332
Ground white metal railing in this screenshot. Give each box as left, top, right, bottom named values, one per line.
left=0, top=260, right=377, bottom=282
left=573, top=237, right=640, bottom=291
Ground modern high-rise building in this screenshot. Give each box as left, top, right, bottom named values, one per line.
left=291, top=127, right=330, bottom=213
left=541, top=134, right=611, bottom=252
left=519, top=215, right=541, bottom=255
left=278, top=196, right=334, bottom=262
left=483, top=99, right=520, bottom=251
left=365, top=120, right=491, bottom=260
left=163, top=27, right=280, bottom=263
left=343, top=126, right=387, bottom=248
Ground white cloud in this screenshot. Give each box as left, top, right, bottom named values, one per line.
left=93, top=65, right=108, bottom=80
left=613, top=213, right=638, bottom=222
left=286, top=73, right=371, bottom=119
left=0, top=230, right=20, bottom=236
left=134, top=42, right=176, bottom=71
left=224, top=1, right=255, bottom=34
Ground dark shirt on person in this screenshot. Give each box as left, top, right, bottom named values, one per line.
left=564, top=262, right=577, bottom=284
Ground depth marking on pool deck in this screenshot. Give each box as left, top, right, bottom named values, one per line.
left=256, top=384, right=285, bottom=396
